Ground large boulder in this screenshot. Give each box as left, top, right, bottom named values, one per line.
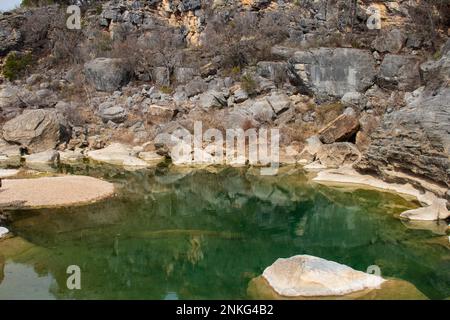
left=99, top=105, right=127, bottom=123
left=318, top=112, right=360, bottom=144
left=356, top=87, right=450, bottom=191
left=84, top=58, right=131, bottom=91
left=288, top=48, right=377, bottom=99
left=2, top=109, right=69, bottom=153
left=265, top=91, right=291, bottom=115
left=316, top=142, right=361, bottom=168
left=372, top=29, right=407, bottom=54
left=378, top=55, right=421, bottom=91
left=261, top=255, right=385, bottom=297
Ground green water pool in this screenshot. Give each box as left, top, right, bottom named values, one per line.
left=0, top=164, right=449, bottom=299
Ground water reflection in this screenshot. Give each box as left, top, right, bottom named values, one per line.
left=0, top=165, right=449, bottom=299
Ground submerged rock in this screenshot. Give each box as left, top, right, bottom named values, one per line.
left=248, top=275, right=427, bottom=300
left=260, top=255, right=385, bottom=297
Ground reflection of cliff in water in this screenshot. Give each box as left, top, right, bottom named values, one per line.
left=2, top=166, right=449, bottom=299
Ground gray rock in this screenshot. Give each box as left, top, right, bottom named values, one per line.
left=289, top=48, right=376, bottom=99
left=357, top=87, right=450, bottom=189
left=174, top=67, right=197, bottom=84
left=100, top=106, right=127, bottom=123
left=152, top=67, right=170, bottom=86
left=84, top=58, right=131, bottom=91
left=372, top=29, right=407, bottom=54
left=233, top=88, right=249, bottom=103
left=199, top=90, right=227, bottom=109
left=248, top=99, right=275, bottom=123
left=341, top=92, right=367, bottom=110
left=266, top=91, right=291, bottom=114
left=2, top=109, right=69, bottom=153
left=0, top=18, right=21, bottom=56
left=256, top=61, right=288, bottom=82
left=184, top=78, right=208, bottom=97
left=420, top=50, right=450, bottom=84
left=378, top=55, right=421, bottom=91
left=178, top=0, right=202, bottom=12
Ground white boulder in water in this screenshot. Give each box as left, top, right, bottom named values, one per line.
left=0, top=227, right=9, bottom=238
left=262, top=255, right=385, bottom=297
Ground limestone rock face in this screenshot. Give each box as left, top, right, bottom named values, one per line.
left=319, top=113, right=359, bottom=144
left=420, top=50, right=450, bottom=84
left=87, top=143, right=158, bottom=167
left=400, top=198, right=449, bottom=221
left=84, top=58, right=131, bottom=91
left=316, top=142, right=361, bottom=168
left=0, top=18, right=22, bottom=56
left=378, top=55, right=421, bottom=91
left=289, top=48, right=377, bottom=99
left=372, top=29, right=407, bottom=54
left=2, top=109, right=69, bottom=153
left=356, top=87, right=450, bottom=190
left=262, top=255, right=385, bottom=297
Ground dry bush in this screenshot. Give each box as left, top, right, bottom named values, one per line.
left=202, top=10, right=289, bottom=69
left=20, top=6, right=56, bottom=50
left=49, top=9, right=86, bottom=64
left=108, top=25, right=187, bottom=86
left=407, top=0, right=450, bottom=50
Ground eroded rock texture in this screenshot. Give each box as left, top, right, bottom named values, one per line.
left=356, top=87, right=450, bottom=190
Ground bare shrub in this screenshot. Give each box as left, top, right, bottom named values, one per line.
left=202, top=10, right=289, bottom=69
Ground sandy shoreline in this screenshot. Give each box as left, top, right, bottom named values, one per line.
left=0, top=175, right=115, bottom=209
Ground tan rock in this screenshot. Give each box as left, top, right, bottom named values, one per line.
left=400, top=198, right=449, bottom=221
left=319, top=113, right=359, bottom=144
left=316, top=142, right=361, bottom=168
left=0, top=176, right=114, bottom=209
left=261, top=255, right=385, bottom=297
